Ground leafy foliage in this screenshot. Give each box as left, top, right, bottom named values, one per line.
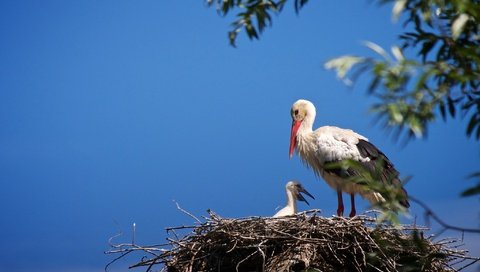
left=205, top=0, right=309, bottom=46
left=327, top=0, right=480, bottom=141
left=326, top=1, right=480, bottom=197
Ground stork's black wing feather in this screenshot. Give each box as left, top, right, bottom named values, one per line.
left=324, top=139, right=410, bottom=208
left=356, top=139, right=399, bottom=179
left=356, top=139, right=410, bottom=208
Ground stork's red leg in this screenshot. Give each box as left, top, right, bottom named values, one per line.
left=349, top=193, right=356, bottom=217
left=336, top=190, right=344, bottom=216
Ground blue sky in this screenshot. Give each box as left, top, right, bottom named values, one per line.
left=1, top=1, right=479, bottom=271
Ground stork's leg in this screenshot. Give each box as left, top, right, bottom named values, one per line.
left=349, top=193, right=356, bottom=217
left=336, top=190, right=344, bottom=216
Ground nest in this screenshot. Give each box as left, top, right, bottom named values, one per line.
left=106, top=210, right=479, bottom=272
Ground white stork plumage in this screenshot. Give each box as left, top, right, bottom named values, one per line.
left=273, top=181, right=314, bottom=217
left=288, top=99, right=409, bottom=217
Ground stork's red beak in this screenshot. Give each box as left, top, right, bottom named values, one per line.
left=289, top=120, right=302, bottom=158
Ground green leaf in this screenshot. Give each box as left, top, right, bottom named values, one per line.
left=392, top=0, right=407, bottom=22
left=438, top=101, right=446, bottom=121
left=452, top=13, right=469, bottom=40
left=408, top=117, right=424, bottom=138
left=391, top=46, right=404, bottom=61
left=461, top=184, right=480, bottom=197
left=363, top=41, right=392, bottom=61
left=294, top=0, right=309, bottom=14
left=228, top=30, right=239, bottom=47
left=368, top=76, right=381, bottom=94
left=388, top=104, right=404, bottom=123
left=466, top=172, right=480, bottom=179
left=447, top=96, right=456, bottom=117
left=461, top=172, right=480, bottom=197
left=419, top=40, right=436, bottom=61
left=324, top=56, right=366, bottom=79
left=466, top=115, right=478, bottom=136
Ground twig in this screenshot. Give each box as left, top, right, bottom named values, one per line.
left=235, top=250, right=257, bottom=272
left=108, top=231, right=123, bottom=248
left=173, top=200, right=202, bottom=224
left=105, top=250, right=132, bottom=272
left=132, top=223, right=136, bottom=245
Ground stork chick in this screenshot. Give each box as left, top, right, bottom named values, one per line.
left=273, top=181, right=315, bottom=217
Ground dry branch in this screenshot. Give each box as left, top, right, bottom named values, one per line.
left=106, top=210, right=479, bottom=272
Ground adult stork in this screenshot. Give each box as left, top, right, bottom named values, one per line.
left=288, top=99, right=409, bottom=217
left=273, top=181, right=314, bottom=217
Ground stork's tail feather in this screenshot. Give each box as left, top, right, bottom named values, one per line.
left=400, top=199, right=410, bottom=208
left=399, top=188, right=410, bottom=208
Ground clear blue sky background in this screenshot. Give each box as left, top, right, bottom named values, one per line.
left=1, top=1, right=479, bottom=271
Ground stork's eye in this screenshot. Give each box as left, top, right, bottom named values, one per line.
left=294, top=110, right=299, bottom=115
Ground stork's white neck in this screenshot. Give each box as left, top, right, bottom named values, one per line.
left=296, top=110, right=316, bottom=157
left=285, top=189, right=297, bottom=213
left=299, top=117, right=314, bottom=135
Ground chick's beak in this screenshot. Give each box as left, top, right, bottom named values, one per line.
left=296, top=186, right=315, bottom=205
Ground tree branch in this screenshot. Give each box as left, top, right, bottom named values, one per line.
left=409, top=195, right=480, bottom=234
